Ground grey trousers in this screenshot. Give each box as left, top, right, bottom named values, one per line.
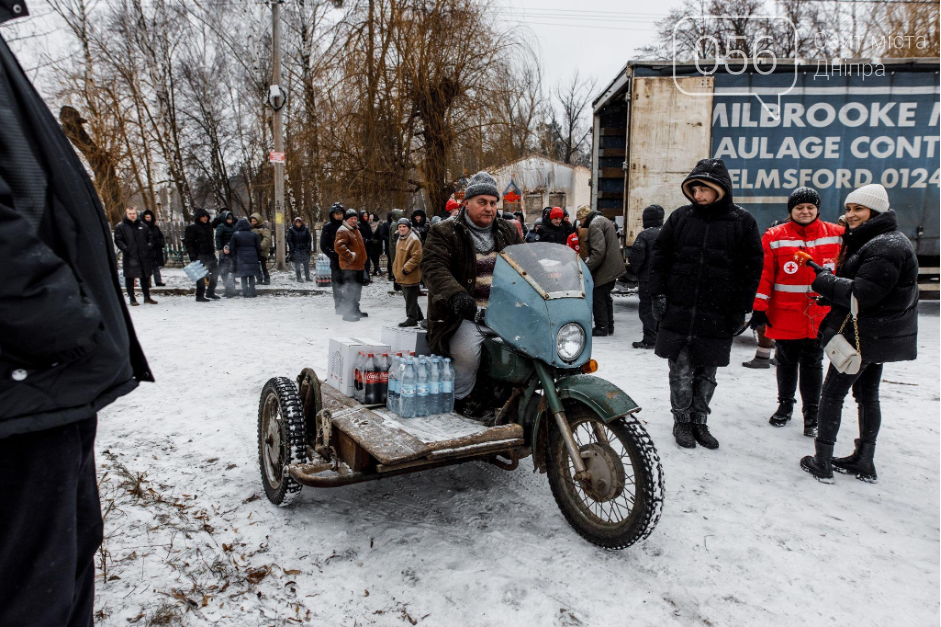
left=668, top=345, right=718, bottom=424
left=450, top=319, right=490, bottom=399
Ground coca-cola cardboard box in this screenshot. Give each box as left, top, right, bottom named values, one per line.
left=327, top=337, right=390, bottom=398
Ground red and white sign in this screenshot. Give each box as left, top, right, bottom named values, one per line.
left=268, top=151, right=285, bottom=163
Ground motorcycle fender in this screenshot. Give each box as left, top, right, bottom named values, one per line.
left=555, top=374, right=641, bottom=422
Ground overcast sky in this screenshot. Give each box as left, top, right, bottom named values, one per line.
left=498, top=0, right=680, bottom=103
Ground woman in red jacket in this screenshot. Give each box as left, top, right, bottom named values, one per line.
left=750, top=188, right=843, bottom=436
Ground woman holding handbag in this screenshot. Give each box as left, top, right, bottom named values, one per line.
left=797, top=184, right=918, bottom=484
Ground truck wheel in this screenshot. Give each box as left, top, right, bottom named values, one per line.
left=258, top=377, right=307, bottom=506
left=546, top=404, right=664, bottom=549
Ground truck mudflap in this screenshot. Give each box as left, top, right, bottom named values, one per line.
left=555, top=374, right=641, bottom=422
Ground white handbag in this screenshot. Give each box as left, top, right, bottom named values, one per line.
left=824, top=294, right=862, bottom=375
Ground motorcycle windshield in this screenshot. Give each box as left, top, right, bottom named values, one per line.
left=501, top=243, right=585, bottom=299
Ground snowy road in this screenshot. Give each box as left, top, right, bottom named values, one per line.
left=94, top=272, right=940, bottom=626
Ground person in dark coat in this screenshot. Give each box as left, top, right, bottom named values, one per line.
left=411, top=208, right=430, bottom=244
left=376, top=213, right=392, bottom=277
left=421, top=171, right=522, bottom=406
left=227, top=218, right=263, bottom=297
left=368, top=212, right=383, bottom=275
left=287, top=216, right=313, bottom=281
left=113, top=206, right=157, bottom=305
left=183, top=208, right=220, bottom=302
left=320, top=203, right=346, bottom=312
left=539, top=207, right=572, bottom=245
left=629, top=204, right=664, bottom=348
left=0, top=10, right=152, bottom=624
left=798, top=184, right=918, bottom=484
left=215, top=209, right=238, bottom=297
left=141, top=209, right=166, bottom=286
left=581, top=207, right=625, bottom=337
left=358, top=210, right=375, bottom=276
left=648, top=158, right=763, bottom=450
left=524, top=217, right=543, bottom=243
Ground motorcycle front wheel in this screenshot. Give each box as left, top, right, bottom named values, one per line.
left=546, top=404, right=664, bottom=549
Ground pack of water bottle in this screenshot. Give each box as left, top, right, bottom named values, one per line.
left=385, top=352, right=455, bottom=418
left=315, top=253, right=332, bottom=287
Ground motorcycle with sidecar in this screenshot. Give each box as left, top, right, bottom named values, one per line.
left=258, top=243, right=664, bottom=549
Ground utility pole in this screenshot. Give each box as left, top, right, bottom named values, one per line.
left=268, top=0, right=287, bottom=270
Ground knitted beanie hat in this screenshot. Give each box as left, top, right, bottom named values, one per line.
left=788, top=187, right=821, bottom=211
left=344, top=208, right=358, bottom=221
left=463, top=171, right=499, bottom=200
left=396, top=217, right=411, bottom=227
left=845, top=184, right=890, bottom=213
left=549, top=207, right=564, bottom=220
left=445, top=198, right=460, bottom=212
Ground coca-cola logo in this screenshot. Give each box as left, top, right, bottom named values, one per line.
left=365, top=372, right=381, bottom=383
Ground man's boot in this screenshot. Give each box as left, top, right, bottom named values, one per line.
left=800, top=440, right=835, bottom=484
left=673, top=422, right=696, bottom=449
left=691, top=423, right=719, bottom=449
left=129, top=298, right=139, bottom=306
left=144, top=297, right=159, bottom=305
left=832, top=440, right=877, bottom=483
left=768, top=399, right=794, bottom=427
left=802, top=404, right=818, bottom=438
left=742, top=355, right=772, bottom=369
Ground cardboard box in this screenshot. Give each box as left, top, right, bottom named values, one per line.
left=380, top=327, right=430, bottom=357
left=327, top=337, right=390, bottom=398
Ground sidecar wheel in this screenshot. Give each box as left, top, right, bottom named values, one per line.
left=258, top=377, right=308, bottom=507
left=546, top=404, right=664, bottom=549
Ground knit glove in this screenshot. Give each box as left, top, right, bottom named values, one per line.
left=450, top=291, right=478, bottom=321
left=748, top=310, right=771, bottom=329
left=652, top=295, right=667, bottom=322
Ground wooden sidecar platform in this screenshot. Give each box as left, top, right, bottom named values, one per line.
left=287, top=382, right=525, bottom=487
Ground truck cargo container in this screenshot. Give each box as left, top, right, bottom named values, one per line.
left=591, top=58, right=939, bottom=291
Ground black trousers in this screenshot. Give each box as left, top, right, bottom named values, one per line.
left=125, top=276, right=150, bottom=300
left=257, top=259, right=270, bottom=284
left=0, top=416, right=102, bottom=627
left=369, top=243, right=381, bottom=275
left=402, top=284, right=424, bottom=321
left=592, top=280, right=615, bottom=331
left=817, top=363, right=883, bottom=446
left=195, top=255, right=219, bottom=298
left=775, top=338, right=824, bottom=409
left=637, top=281, right=656, bottom=343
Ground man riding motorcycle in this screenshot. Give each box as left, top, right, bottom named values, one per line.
left=421, top=171, right=522, bottom=410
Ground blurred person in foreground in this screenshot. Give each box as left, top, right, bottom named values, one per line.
left=0, top=6, right=152, bottom=623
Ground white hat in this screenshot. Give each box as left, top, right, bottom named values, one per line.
left=845, top=184, right=890, bottom=214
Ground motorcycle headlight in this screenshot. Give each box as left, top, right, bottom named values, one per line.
left=556, top=323, right=585, bottom=363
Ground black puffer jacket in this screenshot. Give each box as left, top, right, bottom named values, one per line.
left=183, top=209, right=215, bottom=261
left=812, top=210, right=918, bottom=363
left=539, top=220, right=571, bottom=245
left=0, top=31, right=151, bottom=436
left=114, top=216, right=154, bottom=278
left=215, top=210, right=237, bottom=251
left=287, top=222, right=312, bottom=255
left=649, top=159, right=763, bottom=367
left=629, top=205, right=664, bottom=282
left=228, top=218, right=263, bottom=277
left=142, top=209, right=166, bottom=267
left=320, top=213, right=344, bottom=268
left=411, top=209, right=430, bottom=243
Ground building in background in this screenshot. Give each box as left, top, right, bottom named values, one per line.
left=490, top=155, right=591, bottom=222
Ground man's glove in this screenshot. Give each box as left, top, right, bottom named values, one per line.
left=748, top=310, right=770, bottom=330
left=652, top=295, right=667, bottom=322
left=450, top=291, right=478, bottom=321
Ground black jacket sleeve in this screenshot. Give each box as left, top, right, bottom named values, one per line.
left=813, top=252, right=901, bottom=311
left=732, top=214, right=763, bottom=313
left=629, top=231, right=648, bottom=274
left=0, top=175, right=102, bottom=366
left=113, top=223, right=128, bottom=253
left=183, top=225, right=198, bottom=261
left=648, top=213, right=677, bottom=297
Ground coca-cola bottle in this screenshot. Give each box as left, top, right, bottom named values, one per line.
left=364, top=353, right=379, bottom=404
left=352, top=351, right=366, bottom=402
left=379, top=353, right=391, bottom=404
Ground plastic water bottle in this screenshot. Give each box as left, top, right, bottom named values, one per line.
left=386, top=356, right=399, bottom=411
left=399, top=359, right=417, bottom=418
left=428, top=356, right=441, bottom=414
left=415, top=358, right=430, bottom=417
left=441, top=358, right=455, bottom=412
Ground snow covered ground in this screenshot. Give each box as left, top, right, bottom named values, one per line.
left=94, top=273, right=940, bottom=626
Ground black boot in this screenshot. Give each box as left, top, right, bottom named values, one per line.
left=800, top=440, right=834, bottom=484
left=691, top=424, right=719, bottom=449
left=833, top=440, right=877, bottom=483
left=769, top=399, right=794, bottom=427
left=802, top=405, right=818, bottom=438
left=673, top=422, right=696, bottom=449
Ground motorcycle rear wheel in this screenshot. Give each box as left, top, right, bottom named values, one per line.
left=546, top=404, right=664, bottom=549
